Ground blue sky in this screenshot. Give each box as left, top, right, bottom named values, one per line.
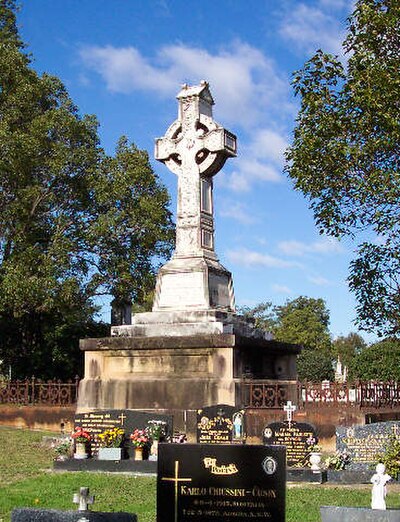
left=18, top=0, right=371, bottom=341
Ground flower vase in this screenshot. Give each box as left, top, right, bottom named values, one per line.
left=309, top=452, right=322, bottom=471
left=134, top=447, right=143, bottom=461
left=74, top=442, right=88, bottom=459
left=149, top=440, right=159, bottom=461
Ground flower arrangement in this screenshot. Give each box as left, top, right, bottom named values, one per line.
left=324, top=450, right=351, bottom=470
left=130, top=429, right=149, bottom=448
left=306, top=435, right=322, bottom=453
left=147, top=420, right=167, bottom=441
left=71, top=427, right=91, bottom=444
left=97, top=427, right=125, bottom=448
left=53, top=438, right=73, bottom=460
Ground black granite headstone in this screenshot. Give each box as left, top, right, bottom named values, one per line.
left=263, top=421, right=317, bottom=468
left=196, top=404, right=245, bottom=444
left=337, top=422, right=400, bottom=470
left=157, top=443, right=286, bottom=522
left=74, top=410, right=172, bottom=458
left=11, top=509, right=137, bottom=522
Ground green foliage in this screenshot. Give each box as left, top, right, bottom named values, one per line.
left=274, top=296, right=332, bottom=352
left=377, top=435, right=400, bottom=479
left=332, top=332, right=366, bottom=372
left=351, top=337, right=400, bottom=381
left=285, top=0, right=400, bottom=336
left=240, top=296, right=334, bottom=380
left=237, top=301, right=275, bottom=332
left=297, top=348, right=334, bottom=382
left=0, top=3, right=174, bottom=378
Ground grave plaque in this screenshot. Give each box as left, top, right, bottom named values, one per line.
left=157, top=443, right=285, bottom=522
left=337, top=422, right=400, bottom=470
left=197, top=404, right=245, bottom=444
left=74, top=410, right=172, bottom=458
left=263, top=421, right=317, bottom=468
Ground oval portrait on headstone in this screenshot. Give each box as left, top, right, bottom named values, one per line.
left=262, top=456, right=277, bottom=475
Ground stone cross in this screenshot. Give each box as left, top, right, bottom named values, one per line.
left=155, top=81, right=236, bottom=260
left=283, top=401, right=296, bottom=428
left=73, top=487, right=94, bottom=511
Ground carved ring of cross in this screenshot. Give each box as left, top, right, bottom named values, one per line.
left=157, top=117, right=229, bottom=178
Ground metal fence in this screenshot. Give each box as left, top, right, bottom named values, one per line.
left=241, top=380, right=400, bottom=410
left=0, top=376, right=79, bottom=406
left=2, top=377, right=400, bottom=410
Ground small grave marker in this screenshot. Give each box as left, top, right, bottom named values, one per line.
left=73, top=487, right=94, bottom=512
left=74, top=409, right=172, bottom=458
left=196, top=404, right=245, bottom=444
left=263, top=421, right=317, bottom=468
left=337, top=421, right=400, bottom=469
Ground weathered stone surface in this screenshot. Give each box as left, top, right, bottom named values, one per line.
left=320, top=506, right=400, bottom=522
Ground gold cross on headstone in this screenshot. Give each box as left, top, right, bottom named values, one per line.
left=118, top=413, right=126, bottom=426
left=161, top=460, right=192, bottom=522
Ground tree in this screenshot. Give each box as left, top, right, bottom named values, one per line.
left=237, top=301, right=276, bottom=332
left=351, top=338, right=400, bottom=381
left=240, top=296, right=334, bottom=381
left=332, top=332, right=366, bottom=372
left=274, top=296, right=333, bottom=381
left=274, top=296, right=332, bottom=351
left=285, top=0, right=400, bottom=337
left=0, top=1, right=174, bottom=378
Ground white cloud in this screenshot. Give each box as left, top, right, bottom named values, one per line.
left=219, top=128, right=287, bottom=192
left=219, top=200, right=256, bottom=225
left=226, top=248, right=302, bottom=269
left=278, top=3, right=346, bottom=55
left=278, top=238, right=344, bottom=256
left=79, top=42, right=287, bottom=130
left=307, top=275, right=332, bottom=286
left=272, top=284, right=292, bottom=294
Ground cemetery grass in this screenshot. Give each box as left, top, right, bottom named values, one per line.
left=2, top=428, right=400, bottom=522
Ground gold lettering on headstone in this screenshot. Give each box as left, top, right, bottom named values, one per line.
left=203, top=457, right=238, bottom=475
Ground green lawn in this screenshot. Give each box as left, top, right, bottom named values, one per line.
left=1, top=427, right=399, bottom=522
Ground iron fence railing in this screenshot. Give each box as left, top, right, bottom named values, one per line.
left=241, top=380, right=400, bottom=410
left=0, top=376, right=79, bottom=406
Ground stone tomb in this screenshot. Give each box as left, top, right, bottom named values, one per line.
left=197, top=404, right=245, bottom=444
left=74, top=409, right=172, bottom=458
left=157, top=443, right=286, bottom=522
left=337, top=421, right=400, bottom=470
left=263, top=421, right=317, bottom=468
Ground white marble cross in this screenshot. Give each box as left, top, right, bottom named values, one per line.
left=155, top=81, right=236, bottom=259
left=283, top=401, right=296, bottom=428
left=73, top=487, right=94, bottom=512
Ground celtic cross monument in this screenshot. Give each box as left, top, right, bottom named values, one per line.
left=153, top=81, right=237, bottom=312
left=77, top=81, right=300, bottom=414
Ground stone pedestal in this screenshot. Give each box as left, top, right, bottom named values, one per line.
left=77, top=312, right=299, bottom=412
